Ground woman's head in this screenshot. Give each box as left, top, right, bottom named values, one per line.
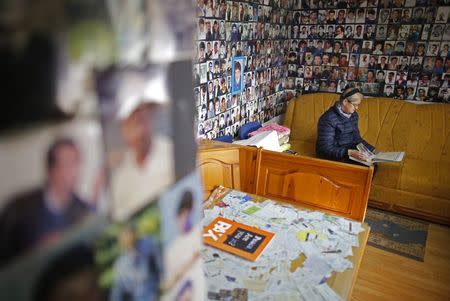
left=340, top=87, right=363, bottom=114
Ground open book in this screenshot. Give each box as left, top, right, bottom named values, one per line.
left=349, top=143, right=405, bottom=166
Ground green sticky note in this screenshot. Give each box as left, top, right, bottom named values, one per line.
left=243, top=205, right=261, bottom=215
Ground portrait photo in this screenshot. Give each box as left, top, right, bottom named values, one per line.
left=0, top=120, right=103, bottom=265
left=436, top=6, right=450, bottom=23
left=96, top=66, right=174, bottom=222
left=231, top=56, right=246, bottom=95
left=430, top=24, right=444, bottom=41
left=160, top=258, right=205, bottom=301
left=95, top=201, right=162, bottom=301
left=159, top=171, right=203, bottom=287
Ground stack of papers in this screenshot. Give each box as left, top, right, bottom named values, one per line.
left=233, top=130, right=281, bottom=152
left=202, top=187, right=365, bottom=301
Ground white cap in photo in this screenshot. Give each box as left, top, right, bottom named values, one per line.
left=116, top=68, right=169, bottom=120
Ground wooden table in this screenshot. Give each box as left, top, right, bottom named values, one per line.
left=204, top=188, right=370, bottom=301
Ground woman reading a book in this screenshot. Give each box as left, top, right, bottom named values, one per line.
left=316, top=87, right=376, bottom=165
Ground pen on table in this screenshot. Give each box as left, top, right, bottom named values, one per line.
left=322, top=250, right=342, bottom=254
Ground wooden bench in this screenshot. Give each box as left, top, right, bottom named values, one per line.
left=284, top=93, right=450, bottom=225
left=198, top=139, right=374, bottom=222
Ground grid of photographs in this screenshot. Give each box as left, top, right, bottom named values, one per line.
left=194, top=0, right=299, bottom=140
left=288, top=1, right=450, bottom=102
left=195, top=2, right=450, bottom=139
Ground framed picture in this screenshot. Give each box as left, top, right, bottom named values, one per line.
left=231, top=56, right=246, bottom=95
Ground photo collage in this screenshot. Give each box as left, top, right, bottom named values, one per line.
left=0, top=1, right=203, bottom=300
left=288, top=0, right=450, bottom=102
left=194, top=0, right=299, bottom=140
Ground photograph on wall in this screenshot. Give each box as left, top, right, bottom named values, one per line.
left=106, top=0, right=151, bottom=64
left=95, top=65, right=174, bottom=222
left=0, top=215, right=106, bottom=301
left=145, top=0, right=197, bottom=62
left=57, top=0, right=115, bottom=116
left=231, top=56, right=246, bottom=95
left=94, top=201, right=162, bottom=301
left=106, top=0, right=196, bottom=65
left=0, top=120, right=104, bottom=267
left=160, top=258, right=205, bottom=301
left=1, top=0, right=113, bottom=131
left=159, top=171, right=203, bottom=288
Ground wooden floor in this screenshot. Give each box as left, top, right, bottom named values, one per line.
left=352, top=223, right=450, bottom=301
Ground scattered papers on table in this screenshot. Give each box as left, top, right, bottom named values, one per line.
left=203, top=186, right=365, bottom=301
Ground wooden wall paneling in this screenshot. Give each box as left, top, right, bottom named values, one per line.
left=255, top=150, right=373, bottom=222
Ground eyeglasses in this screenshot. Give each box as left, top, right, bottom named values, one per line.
left=347, top=100, right=360, bottom=108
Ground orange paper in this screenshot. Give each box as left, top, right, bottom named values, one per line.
left=203, top=216, right=274, bottom=261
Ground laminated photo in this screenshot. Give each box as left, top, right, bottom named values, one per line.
left=0, top=215, right=106, bottom=301
left=231, top=56, right=246, bottom=95
left=95, top=65, right=174, bottom=222
left=107, top=0, right=150, bottom=64
left=108, top=0, right=196, bottom=64
left=57, top=0, right=115, bottom=115
left=0, top=119, right=103, bottom=266
left=2, top=0, right=113, bottom=130
left=94, top=201, right=162, bottom=301
left=436, top=6, right=450, bottom=23
left=159, top=171, right=203, bottom=287
left=160, top=258, right=205, bottom=301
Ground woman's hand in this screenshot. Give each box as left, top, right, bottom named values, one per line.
left=348, top=149, right=368, bottom=161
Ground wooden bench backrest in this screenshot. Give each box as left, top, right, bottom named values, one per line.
left=197, top=141, right=373, bottom=221
left=255, top=150, right=373, bottom=221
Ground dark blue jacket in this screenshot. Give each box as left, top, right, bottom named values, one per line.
left=316, top=102, right=374, bottom=162
left=0, top=188, right=90, bottom=264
